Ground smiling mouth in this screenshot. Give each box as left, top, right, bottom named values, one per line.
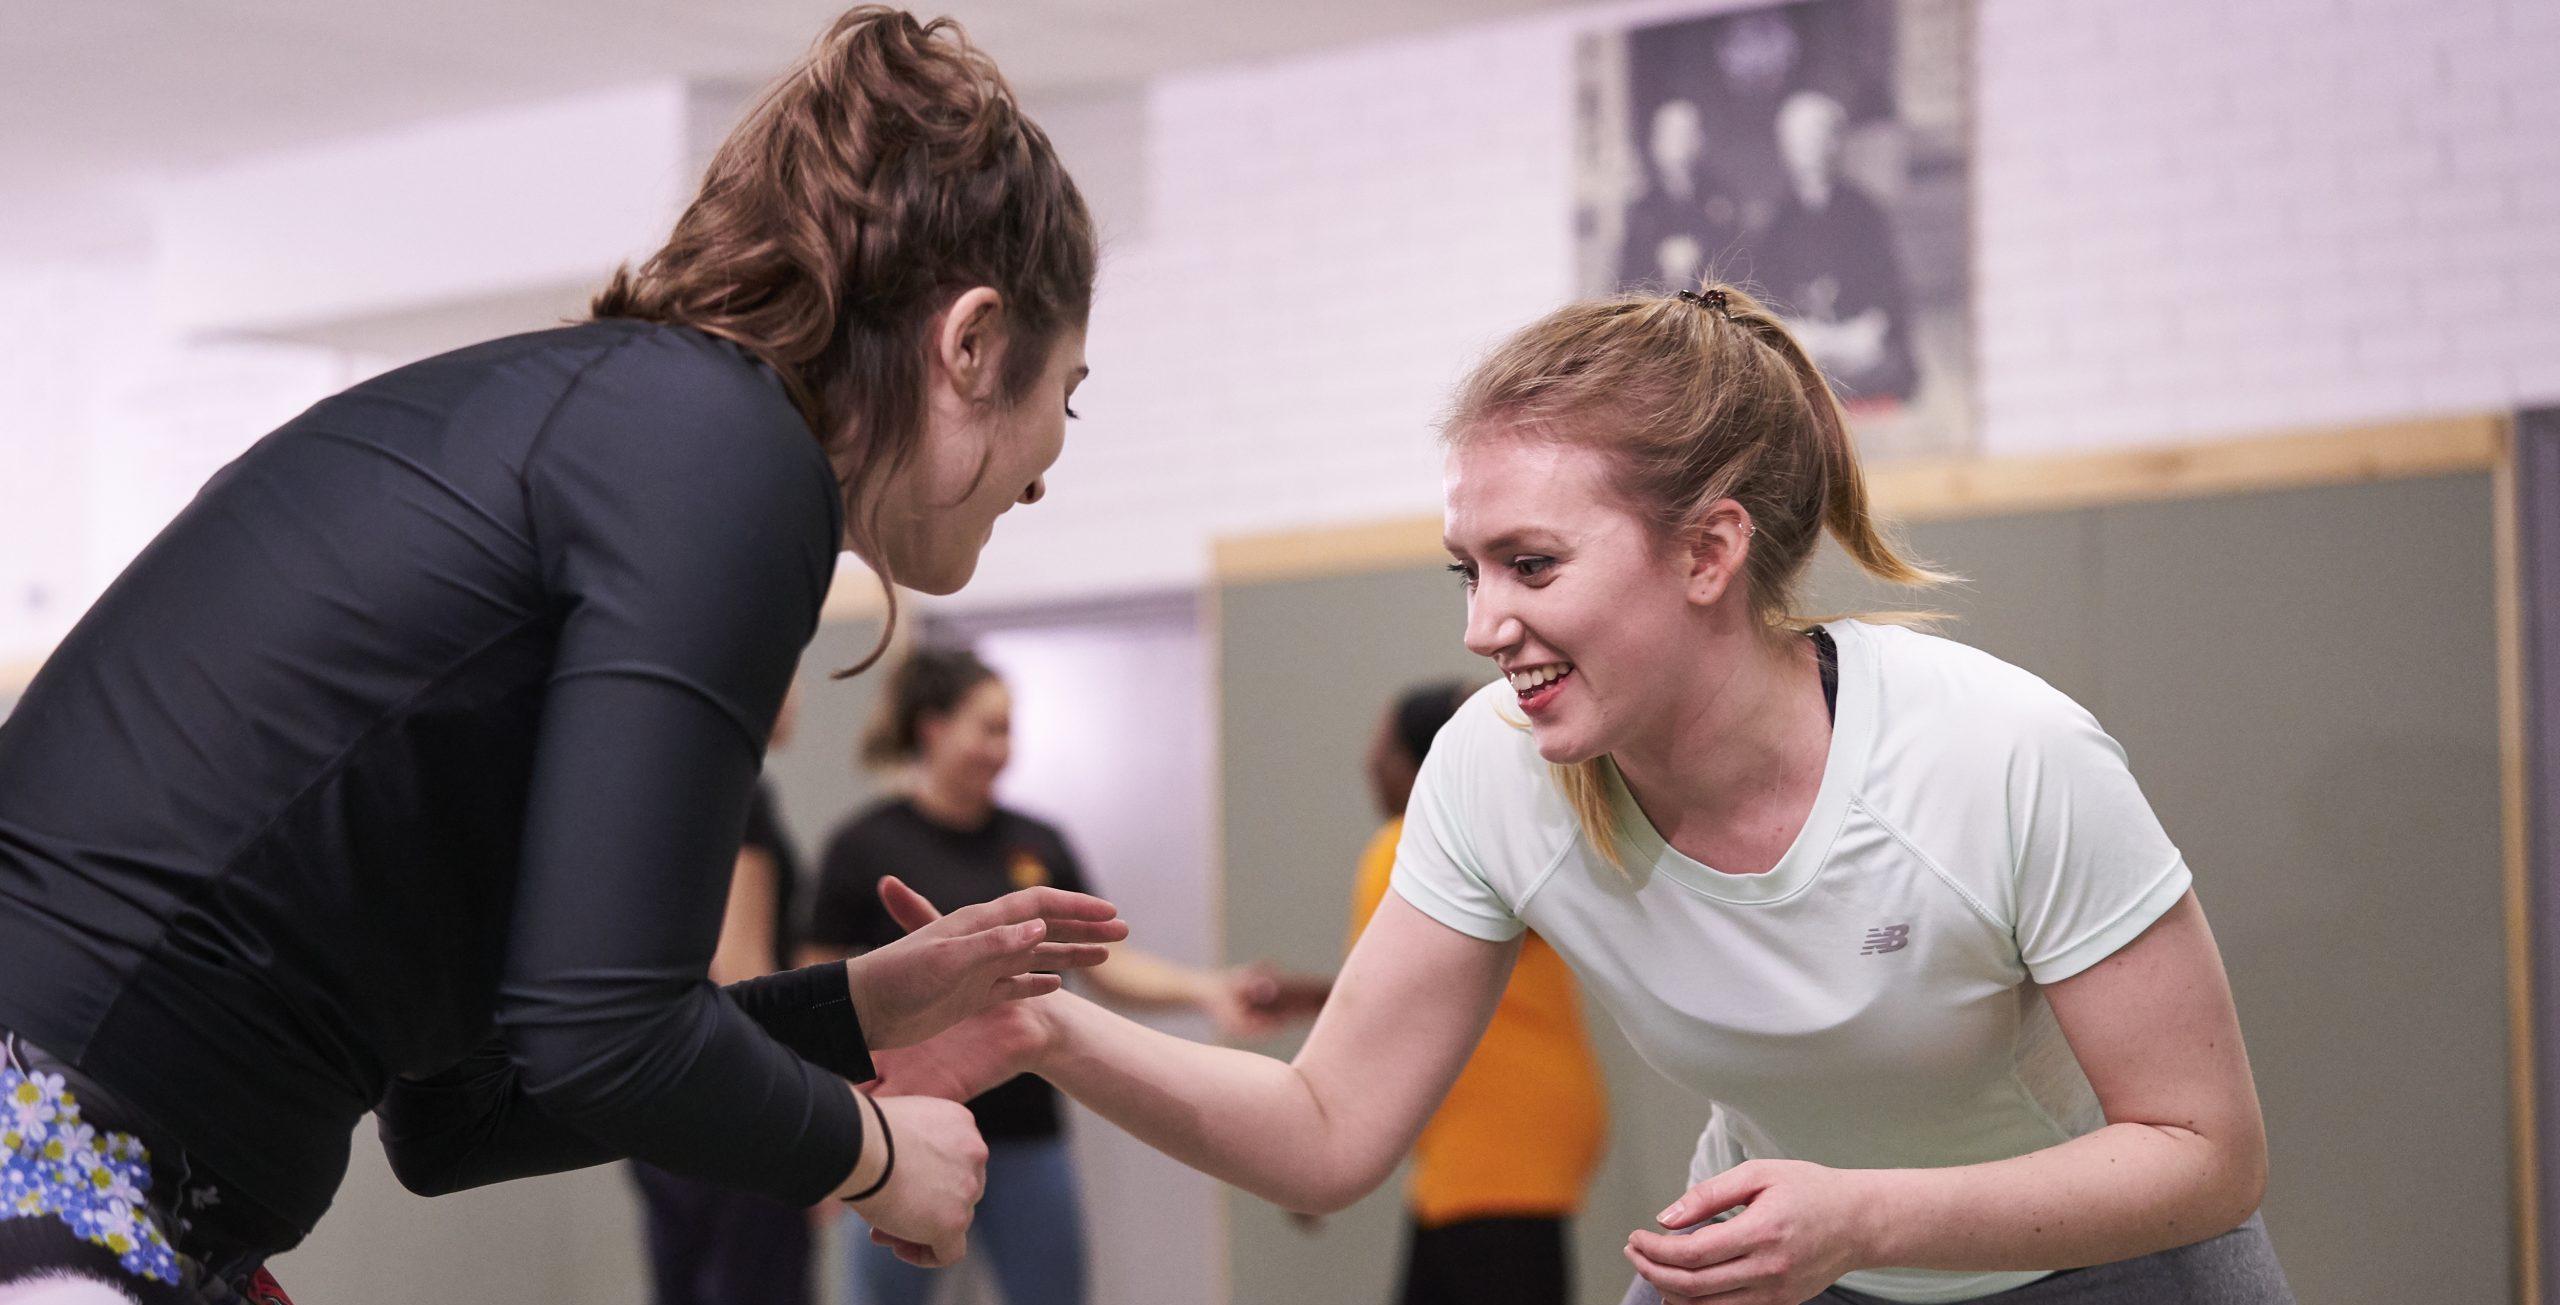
left=1507, top=662, right=1574, bottom=711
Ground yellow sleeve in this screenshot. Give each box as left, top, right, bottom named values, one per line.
left=1345, top=818, right=1403, bottom=955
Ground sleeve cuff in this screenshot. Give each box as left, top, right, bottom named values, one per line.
left=1389, top=865, right=1526, bottom=943
left=2026, top=856, right=2193, bottom=984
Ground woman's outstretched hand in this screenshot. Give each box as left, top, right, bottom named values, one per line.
left=842, top=878, right=1127, bottom=1050
left=865, top=876, right=1068, bottom=1104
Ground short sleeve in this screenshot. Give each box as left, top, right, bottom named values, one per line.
left=2008, top=696, right=2192, bottom=984
left=1038, top=823, right=1094, bottom=897
left=1388, top=712, right=1525, bottom=943
left=807, top=821, right=891, bottom=951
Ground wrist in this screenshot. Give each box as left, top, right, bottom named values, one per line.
left=834, top=1086, right=892, bottom=1203
left=1848, top=1168, right=1920, bottom=1268
left=1020, top=990, right=1074, bottom=1077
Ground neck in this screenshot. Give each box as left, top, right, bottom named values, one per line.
left=909, top=772, right=993, bottom=828
left=1611, top=616, right=1827, bottom=841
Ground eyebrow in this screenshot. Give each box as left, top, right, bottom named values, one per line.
left=1444, top=529, right=1556, bottom=557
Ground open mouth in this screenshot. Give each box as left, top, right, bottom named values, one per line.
left=1506, top=662, right=1574, bottom=713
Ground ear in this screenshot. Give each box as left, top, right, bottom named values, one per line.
left=932, top=286, right=1010, bottom=402
left=1681, top=499, right=1754, bottom=608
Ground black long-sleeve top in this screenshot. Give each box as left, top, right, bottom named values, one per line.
left=0, top=320, right=867, bottom=1241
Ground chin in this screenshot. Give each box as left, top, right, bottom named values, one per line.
left=904, top=553, right=979, bottom=597
left=1529, top=720, right=1607, bottom=767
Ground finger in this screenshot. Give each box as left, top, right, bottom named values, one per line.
left=1621, top=1242, right=1735, bottom=1301
left=1038, top=918, right=1132, bottom=946
left=1658, top=1166, right=1769, bottom=1228
left=879, top=877, right=944, bottom=933
left=1024, top=942, right=1113, bottom=970
left=964, top=919, right=1049, bottom=964
left=951, top=887, right=1123, bottom=931
left=991, top=973, right=1063, bottom=1000
left=1627, top=1222, right=1749, bottom=1271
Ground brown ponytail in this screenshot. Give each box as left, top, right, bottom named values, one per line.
left=594, top=7, right=1097, bottom=675
left=1445, top=282, right=1952, bottom=867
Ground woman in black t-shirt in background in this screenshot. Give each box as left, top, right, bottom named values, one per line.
left=807, top=648, right=1279, bottom=1305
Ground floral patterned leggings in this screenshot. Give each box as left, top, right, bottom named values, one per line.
left=0, top=1032, right=294, bottom=1305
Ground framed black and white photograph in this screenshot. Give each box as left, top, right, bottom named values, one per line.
left=1576, top=0, right=1973, bottom=458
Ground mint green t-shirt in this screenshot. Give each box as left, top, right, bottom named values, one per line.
left=1392, top=620, right=2193, bottom=1303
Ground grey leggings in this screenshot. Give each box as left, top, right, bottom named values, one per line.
left=1619, top=1213, right=2294, bottom=1305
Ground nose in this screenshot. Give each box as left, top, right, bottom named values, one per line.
left=1019, top=476, right=1046, bottom=506
left=1461, top=587, right=1523, bottom=660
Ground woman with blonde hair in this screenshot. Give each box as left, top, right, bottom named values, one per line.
left=0, top=9, right=1120, bottom=1301
left=876, top=285, right=2293, bottom=1304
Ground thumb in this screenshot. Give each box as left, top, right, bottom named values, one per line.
left=879, top=876, right=945, bottom=934
left=1658, top=1164, right=1770, bottom=1228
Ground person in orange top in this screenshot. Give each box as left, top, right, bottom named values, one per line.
left=1348, top=681, right=1609, bottom=1305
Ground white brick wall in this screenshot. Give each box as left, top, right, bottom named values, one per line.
left=972, top=0, right=2560, bottom=602
left=1977, top=0, right=2560, bottom=450
left=6, top=0, right=2556, bottom=653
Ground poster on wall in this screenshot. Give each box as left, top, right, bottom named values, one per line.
left=1575, top=0, right=1973, bottom=460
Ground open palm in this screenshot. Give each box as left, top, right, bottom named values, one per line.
left=844, top=878, right=1125, bottom=1050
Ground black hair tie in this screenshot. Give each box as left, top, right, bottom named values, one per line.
left=1674, top=288, right=1735, bottom=320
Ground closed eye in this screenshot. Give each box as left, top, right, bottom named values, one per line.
left=1445, top=562, right=1476, bottom=591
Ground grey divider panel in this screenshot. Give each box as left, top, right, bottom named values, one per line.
left=768, top=617, right=894, bottom=868
left=2525, top=407, right=2560, bottom=1305
left=273, top=617, right=886, bottom=1305
left=1222, top=472, right=2506, bottom=1305
left=1807, top=473, right=2509, bottom=1305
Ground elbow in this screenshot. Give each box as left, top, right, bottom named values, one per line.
left=2221, top=1133, right=2270, bottom=1229
left=494, top=993, right=683, bottom=1127
left=383, top=1147, right=465, bottom=1199
left=374, top=1112, right=469, bottom=1199
left=1279, top=1153, right=1398, bottom=1217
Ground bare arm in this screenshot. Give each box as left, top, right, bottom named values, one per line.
left=1035, top=892, right=1510, bottom=1212
left=1856, top=890, right=2268, bottom=1266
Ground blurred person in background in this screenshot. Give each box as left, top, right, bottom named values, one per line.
left=806, top=647, right=1286, bottom=1305
left=1288, top=679, right=1609, bottom=1305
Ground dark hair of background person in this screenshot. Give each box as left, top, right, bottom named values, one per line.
left=1392, top=680, right=1473, bottom=769
left=860, top=647, right=1002, bottom=768
left=593, top=7, right=1099, bottom=674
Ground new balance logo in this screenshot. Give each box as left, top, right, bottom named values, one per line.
left=1860, top=924, right=1911, bottom=955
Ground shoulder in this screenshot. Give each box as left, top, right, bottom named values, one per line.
left=1409, top=681, right=1578, bottom=867
left=527, top=321, right=834, bottom=527
left=824, top=800, right=913, bottom=860
left=1852, top=621, right=2103, bottom=764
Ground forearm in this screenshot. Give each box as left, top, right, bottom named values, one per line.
left=1078, top=945, right=1213, bottom=1012
left=388, top=968, right=871, bottom=1197
left=1034, top=992, right=1400, bottom=1213
left=1860, top=1119, right=2267, bottom=1271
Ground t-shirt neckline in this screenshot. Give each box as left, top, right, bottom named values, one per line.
left=1602, top=620, right=1875, bottom=905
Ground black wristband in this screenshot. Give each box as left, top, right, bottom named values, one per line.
left=841, top=1092, right=895, bottom=1204
left=725, top=962, right=877, bottom=1083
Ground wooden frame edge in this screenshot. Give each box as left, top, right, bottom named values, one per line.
left=1212, top=413, right=2508, bottom=584
left=2496, top=415, right=2545, bottom=1305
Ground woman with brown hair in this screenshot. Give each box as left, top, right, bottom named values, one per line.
left=875, top=285, right=2294, bottom=1305
left=0, top=9, right=1111, bottom=1302
left=807, top=647, right=1288, bottom=1305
